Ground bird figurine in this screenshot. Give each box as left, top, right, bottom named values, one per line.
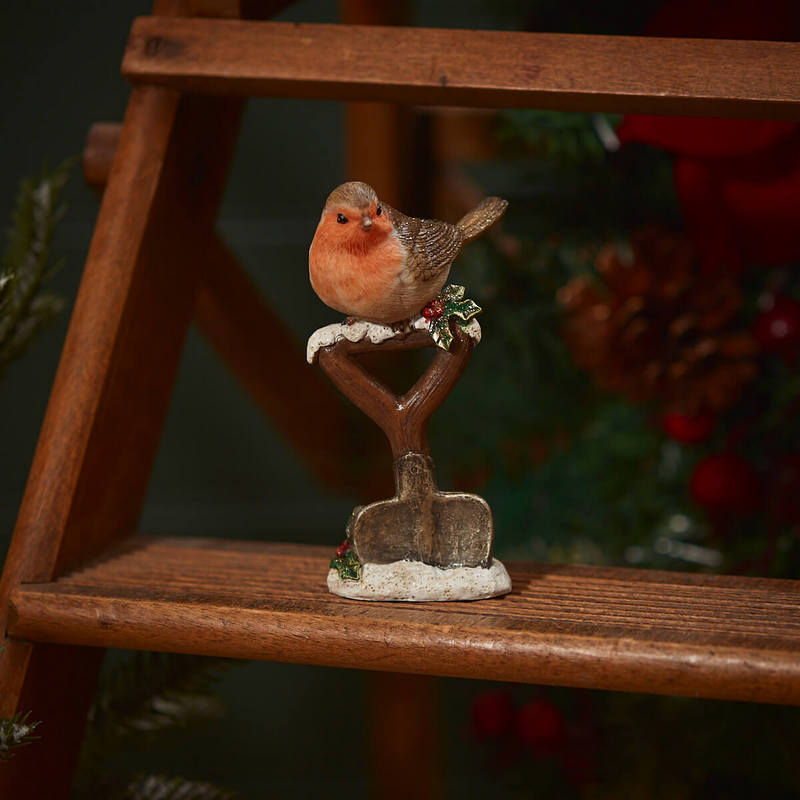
left=309, top=181, right=508, bottom=325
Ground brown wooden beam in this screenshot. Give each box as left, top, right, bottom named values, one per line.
left=0, top=87, right=244, bottom=799
left=123, top=17, right=800, bottom=119
left=82, top=121, right=382, bottom=496
left=368, top=672, right=443, bottom=800
left=9, top=537, right=800, bottom=706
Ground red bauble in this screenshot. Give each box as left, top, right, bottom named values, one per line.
left=515, top=698, right=566, bottom=754
left=690, top=453, right=759, bottom=515
left=662, top=411, right=716, bottom=444
left=470, top=690, right=515, bottom=740
left=752, top=295, right=800, bottom=359
left=616, top=0, right=800, bottom=271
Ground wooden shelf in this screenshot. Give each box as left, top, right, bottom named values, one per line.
left=8, top=536, right=800, bottom=705
left=122, top=17, right=800, bottom=119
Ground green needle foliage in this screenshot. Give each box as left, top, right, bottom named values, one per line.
left=107, top=774, right=237, bottom=800
left=0, top=711, right=41, bottom=762
left=86, top=652, right=229, bottom=742
left=0, top=158, right=72, bottom=377
left=72, top=652, right=236, bottom=800
left=498, top=109, right=621, bottom=165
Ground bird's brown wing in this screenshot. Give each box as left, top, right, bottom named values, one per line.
left=385, top=205, right=464, bottom=283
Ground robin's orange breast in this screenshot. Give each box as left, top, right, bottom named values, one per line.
left=310, top=233, right=408, bottom=321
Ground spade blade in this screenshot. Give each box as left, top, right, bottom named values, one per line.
left=350, top=453, right=493, bottom=568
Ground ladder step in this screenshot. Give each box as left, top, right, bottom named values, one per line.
left=8, top=536, right=800, bottom=704
left=122, top=17, right=800, bottom=119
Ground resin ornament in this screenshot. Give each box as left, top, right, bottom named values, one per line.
left=307, top=181, right=510, bottom=602
left=309, top=180, right=507, bottom=325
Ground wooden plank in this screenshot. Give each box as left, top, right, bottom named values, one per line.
left=0, top=89, right=243, bottom=601
left=0, top=645, right=103, bottom=799
left=123, top=17, right=800, bottom=119
left=341, top=0, right=418, bottom=209
left=368, top=672, right=442, bottom=800
left=9, top=537, right=800, bottom=705
left=81, top=120, right=387, bottom=497
left=1, top=85, right=181, bottom=727
left=0, top=90, right=244, bottom=797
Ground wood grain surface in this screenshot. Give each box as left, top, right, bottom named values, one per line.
left=123, top=17, right=800, bottom=118
left=0, top=88, right=244, bottom=799
left=9, top=536, right=800, bottom=705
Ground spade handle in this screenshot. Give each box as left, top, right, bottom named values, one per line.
left=317, top=323, right=475, bottom=459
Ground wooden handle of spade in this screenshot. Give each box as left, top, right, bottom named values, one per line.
left=317, top=323, right=475, bottom=459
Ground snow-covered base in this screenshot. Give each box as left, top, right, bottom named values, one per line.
left=307, top=316, right=481, bottom=364
left=327, top=558, right=511, bottom=602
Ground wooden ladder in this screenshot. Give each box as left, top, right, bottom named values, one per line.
left=2, top=1, right=800, bottom=795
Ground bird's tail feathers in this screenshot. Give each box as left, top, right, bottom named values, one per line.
left=456, top=196, right=508, bottom=242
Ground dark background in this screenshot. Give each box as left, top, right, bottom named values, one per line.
left=0, top=1, right=520, bottom=796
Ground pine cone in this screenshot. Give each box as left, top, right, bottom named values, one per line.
left=558, top=227, right=757, bottom=414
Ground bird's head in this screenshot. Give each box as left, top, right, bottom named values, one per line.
left=316, top=181, right=392, bottom=251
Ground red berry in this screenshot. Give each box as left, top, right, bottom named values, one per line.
left=470, top=690, right=515, bottom=740
left=515, top=698, right=566, bottom=754
left=662, top=411, right=716, bottom=444
left=335, top=540, right=351, bottom=558
left=423, top=299, right=444, bottom=322
left=753, top=295, right=800, bottom=358
left=690, top=453, right=759, bottom=515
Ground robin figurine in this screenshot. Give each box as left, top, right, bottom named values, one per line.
left=309, top=181, right=507, bottom=324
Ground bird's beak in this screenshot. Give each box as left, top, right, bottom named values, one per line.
left=360, top=215, right=373, bottom=231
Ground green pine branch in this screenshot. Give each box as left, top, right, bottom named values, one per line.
left=72, top=652, right=236, bottom=800
left=0, top=158, right=73, bottom=378
left=497, top=110, right=620, bottom=165
left=121, top=774, right=237, bottom=800
left=0, top=711, right=41, bottom=762
left=85, top=652, right=230, bottom=745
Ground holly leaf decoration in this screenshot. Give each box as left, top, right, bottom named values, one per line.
left=330, top=548, right=362, bottom=581
left=428, top=284, right=482, bottom=351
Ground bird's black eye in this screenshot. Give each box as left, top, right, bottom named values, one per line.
left=337, top=213, right=348, bottom=224
left=376, top=204, right=382, bottom=216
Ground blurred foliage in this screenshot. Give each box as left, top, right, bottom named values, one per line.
left=466, top=683, right=800, bottom=799
left=434, top=104, right=800, bottom=580
left=477, top=0, right=665, bottom=35
left=0, top=160, right=72, bottom=773
left=0, top=711, right=40, bottom=762
left=72, top=652, right=237, bottom=800
left=449, top=30, right=800, bottom=797
left=0, top=159, right=70, bottom=379
left=497, top=110, right=621, bottom=165
left=103, top=774, right=236, bottom=800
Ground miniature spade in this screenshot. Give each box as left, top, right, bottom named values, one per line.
left=307, top=183, right=511, bottom=601
left=320, top=326, right=492, bottom=569
left=307, top=314, right=511, bottom=602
